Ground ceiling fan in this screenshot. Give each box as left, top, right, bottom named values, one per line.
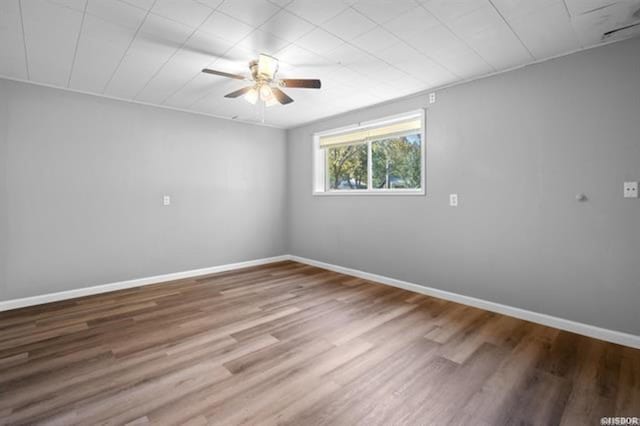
left=202, top=54, right=321, bottom=106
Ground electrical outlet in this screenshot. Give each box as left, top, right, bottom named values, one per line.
left=624, top=181, right=638, bottom=198
left=429, top=92, right=436, bottom=104
left=163, top=195, right=171, bottom=206
left=449, top=194, right=458, bottom=207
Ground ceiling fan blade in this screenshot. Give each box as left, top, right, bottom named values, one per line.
left=272, top=87, right=294, bottom=105
left=280, top=79, right=321, bottom=89
left=202, top=68, right=246, bottom=80
left=224, top=87, right=253, bottom=98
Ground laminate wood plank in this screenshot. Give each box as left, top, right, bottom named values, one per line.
left=0, top=352, right=29, bottom=369
left=0, top=321, right=89, bottom=352
left=399, top=342, right=509, bottom=425
left=355, top=355, right=460, bottom=425
left=559, top=339, right=621, bottom=425
left=290, top=338, right=444, bottom=425
left=0, top=260, right=637, bottom=425
left=502, top=369, right=572, bottom=426
left=0, top=345, right=112, bottom=389
left=204, top=337, right=372, bottom=425
left=616, top=348, right=640, bottom=416
left=146, top=336, right=338, bottom=424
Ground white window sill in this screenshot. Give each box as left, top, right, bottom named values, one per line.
left=312, top=190, right=426, bottom=197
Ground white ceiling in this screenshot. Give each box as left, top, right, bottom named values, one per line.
left=1, top=0, right=639, bottom=128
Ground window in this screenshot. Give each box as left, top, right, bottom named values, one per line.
left=313, top=110, right=425, bottom=195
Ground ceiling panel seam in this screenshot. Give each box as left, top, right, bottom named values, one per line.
left=18, top=0, right=30, bottom=80
left=67, top=0, right=88, bottom=88
left=344, top=6, right=461, bottom=87
left=132, top=4, right=227, bottom=100
left=560, top=0, right=586, bottom=49
left=101, top=0, right=159, bottom=94
left=414, top=1, right=497, bottom=73
left=487, top=0, right=536, bottom=60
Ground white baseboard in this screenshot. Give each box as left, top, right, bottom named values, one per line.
left=289, top=255, right=640, bottom=350
left=2, top=253, right=638, bottom=349
left=0, top=255, right=290, bottom=312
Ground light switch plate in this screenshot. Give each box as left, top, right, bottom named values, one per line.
left=624, top=181, right=638, bottom=198
left=429, top=92, right=436, bottom=104
left=449, top=194, right=458, bottom=207
left=163, top=195, right=171, bottom=205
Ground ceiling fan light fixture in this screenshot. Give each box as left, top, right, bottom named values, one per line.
left=259, top=84, right=274, bottom=101
left=244, top=87, right=259, bottom=104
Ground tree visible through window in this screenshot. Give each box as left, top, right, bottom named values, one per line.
left=372, top=134, right=421, bottom=189
left=316, top=111, right=424, bottom=194
left=327, top=143, right=368, bottom=190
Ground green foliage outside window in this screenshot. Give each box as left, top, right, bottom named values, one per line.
left=327, top=143, right=368, bottom=189
left=326, top=134, right=421, bottom=191
left=372, top=134, right=421, bottom=189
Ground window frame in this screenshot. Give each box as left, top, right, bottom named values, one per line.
left=312, top=109, right=426, bottom=196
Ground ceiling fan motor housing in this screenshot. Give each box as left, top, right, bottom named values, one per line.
left=249, top=60, right=261, bottom=82
left=249, top=54, right=280, bottom=83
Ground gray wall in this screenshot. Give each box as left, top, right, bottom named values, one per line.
left=287, top=37, right=640, bottom=336
left=0, top=79, right=287, bottom=300
left=0, top=82, right=7, bottom=299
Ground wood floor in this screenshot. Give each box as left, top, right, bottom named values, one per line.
left=0, top=261, right=638, bottom=425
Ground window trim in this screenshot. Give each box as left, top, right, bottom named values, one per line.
left=312, top=109, right=426, bottom=196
